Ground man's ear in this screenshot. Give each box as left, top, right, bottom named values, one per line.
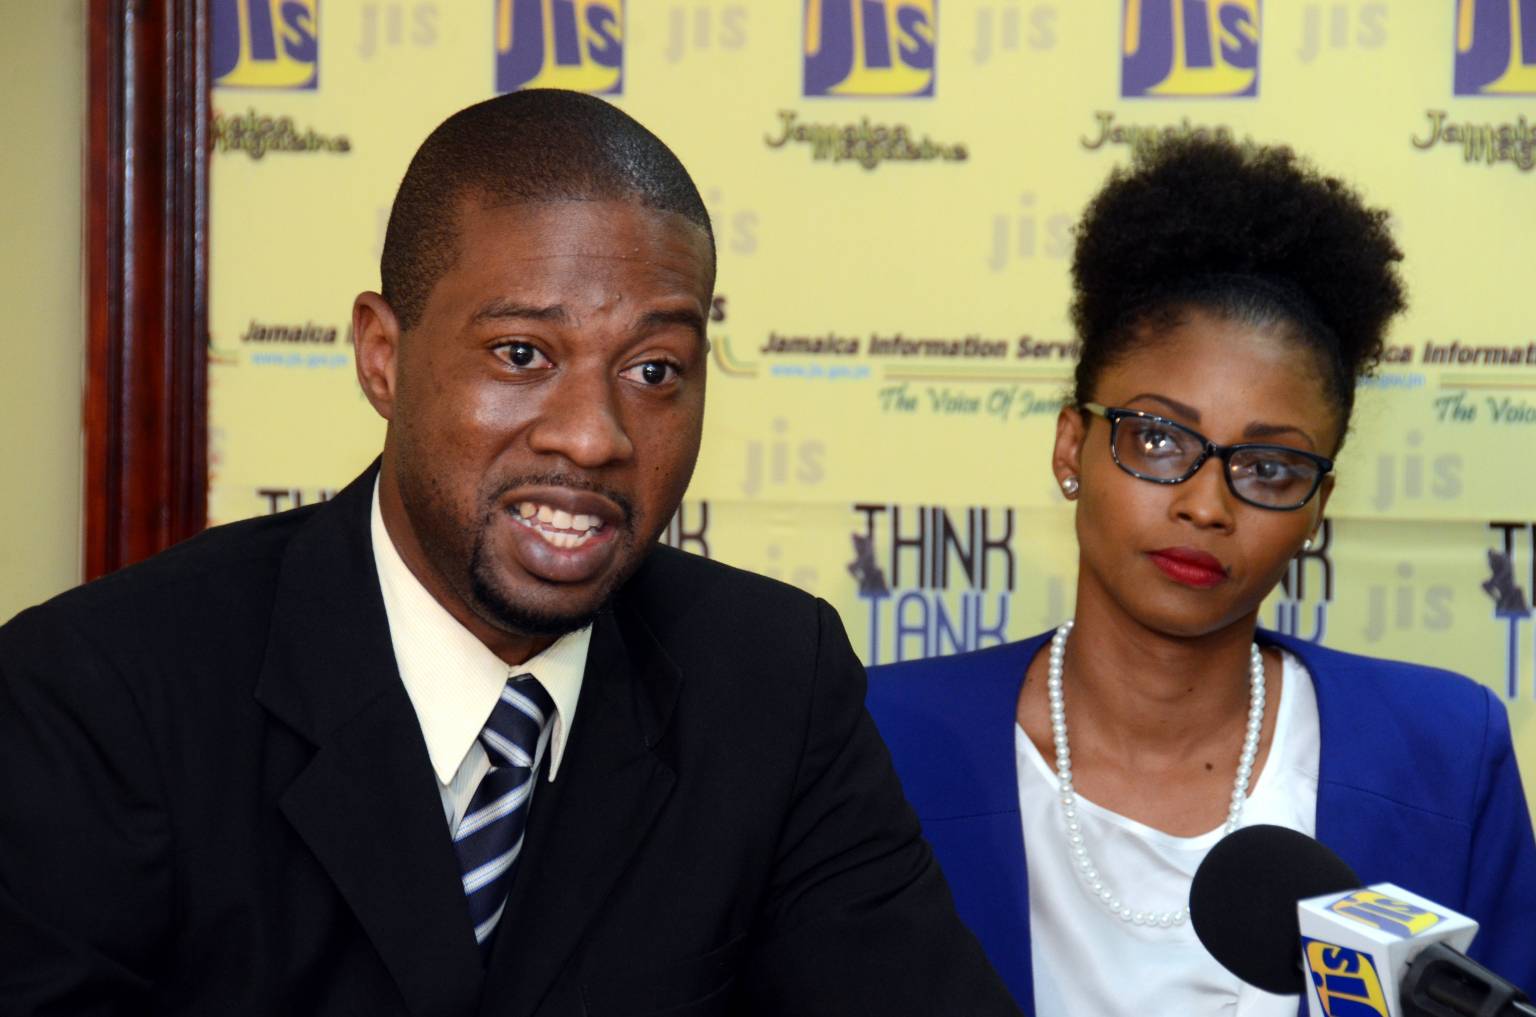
left=353, top=292, right=401, bottom=421
left=1053, top=405, right=1086, bottom=498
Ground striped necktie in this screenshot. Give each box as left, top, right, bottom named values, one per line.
left=454, top=673, right=554, bottom=956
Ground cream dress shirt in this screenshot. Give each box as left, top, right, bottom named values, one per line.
left=370, top=482, right=591, bottom=831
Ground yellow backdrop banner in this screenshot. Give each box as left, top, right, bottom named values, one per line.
left=208, top=0, right=1536, bottom=818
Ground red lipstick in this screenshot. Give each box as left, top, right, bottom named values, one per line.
left=1148, top=547, right=1228, bottom=588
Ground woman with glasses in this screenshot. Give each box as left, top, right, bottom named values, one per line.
left=866, top=136, right=1536, bottom=1016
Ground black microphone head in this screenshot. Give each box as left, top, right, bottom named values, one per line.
left=1189, top=824, right=1361, bottom=995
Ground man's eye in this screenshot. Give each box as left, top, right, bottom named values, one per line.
left=496, top=342, right=550, bottom=369
left=623, top=361, right=679, bottom=386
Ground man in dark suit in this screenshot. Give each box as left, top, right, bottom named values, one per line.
left=0, top=90, right=1019, bottom=1016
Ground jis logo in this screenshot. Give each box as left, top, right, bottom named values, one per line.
left=1121, top=0, right=1259, bottom=98
left=804, top=0, right=937, bottom=98
left=212, top=0, right=319, bottom=90
left=1302, top=940, right=1390, bottom=1017
left=1328, top=890, right=1445, bottom=939
left=1456, top=0, right=1536, bottom=95
left=495, top=0, right=623, bottom=95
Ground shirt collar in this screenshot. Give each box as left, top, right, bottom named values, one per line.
left=370, top=480, right=589, bottom=784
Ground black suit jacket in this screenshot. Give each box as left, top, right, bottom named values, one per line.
left=0, top=469, right=1018, bottom=1017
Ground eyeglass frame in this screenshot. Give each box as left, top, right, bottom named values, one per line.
left=1079, top=402, right=1334, bottom=512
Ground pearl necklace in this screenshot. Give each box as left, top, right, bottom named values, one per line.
left=1045, top=619, right=1265, bottom=929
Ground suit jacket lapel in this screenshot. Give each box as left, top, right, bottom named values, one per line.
left=255, top=467, right=485, bottom=1017
left=479, top=593, right=681, bottom=1016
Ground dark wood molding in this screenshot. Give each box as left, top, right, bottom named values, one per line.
left=85, top=0, right=209, bottom=580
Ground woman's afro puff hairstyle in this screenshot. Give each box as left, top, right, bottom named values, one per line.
left=1069, top=134, right=1407, bottom=438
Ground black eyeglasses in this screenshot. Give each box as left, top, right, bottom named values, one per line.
left=1081, top=402, right=1333, bottom=511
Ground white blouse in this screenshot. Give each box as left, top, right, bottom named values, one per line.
left=1017, top=650, right=1320, bottom=1017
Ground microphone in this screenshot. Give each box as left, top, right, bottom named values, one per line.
left=1189, top=825, right=1536, bottom=1017
left=1189, top=825, right=1361, bottom=995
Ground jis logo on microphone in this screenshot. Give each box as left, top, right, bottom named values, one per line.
left=1302, top=940, right=1390, bottom=1017
left=495, top=0, right=624, bottom=95
left=803, top=0, right=937, bottom=97
left=212, top=0, right=319, bottom=90
left=1456, top=0, right=1536, bottom=95
left=1328, top=890, right=1445, bottom=939
left=1121, top=0, right=1259, bottom=98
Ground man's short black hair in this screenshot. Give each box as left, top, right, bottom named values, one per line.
left=381, top=89, right=715, bottom=331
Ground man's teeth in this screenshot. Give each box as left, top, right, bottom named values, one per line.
left=540, top=530, right=590, bottom=549
left=511, top=502, right=605, bottom=548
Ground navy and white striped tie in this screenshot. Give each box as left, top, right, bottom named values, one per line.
left=454, top=673, right=554, bottom=955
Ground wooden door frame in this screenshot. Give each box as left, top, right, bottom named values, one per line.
left=84, top=0, right=209, bottom=580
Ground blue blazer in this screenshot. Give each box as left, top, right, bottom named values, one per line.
left=867, top=630, right=1536, bottom=1013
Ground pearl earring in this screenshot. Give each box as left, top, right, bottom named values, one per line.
left=1062, top=476, right=1080, bottom=497
left=1303, top=537, right=1314, bottom=552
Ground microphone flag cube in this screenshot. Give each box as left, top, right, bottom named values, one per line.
left=1297, top=883, right=1478, bottom=1017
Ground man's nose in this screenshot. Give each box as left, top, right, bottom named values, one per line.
left=525, top=367, right=635, bottom=469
